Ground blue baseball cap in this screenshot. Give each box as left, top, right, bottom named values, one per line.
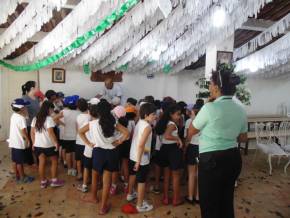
left=64, top=95, right=79, bottom=106
left=11, top=98, right=30, bottom=108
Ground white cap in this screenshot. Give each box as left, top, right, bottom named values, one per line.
left=88, top=98, right=100, bottom=105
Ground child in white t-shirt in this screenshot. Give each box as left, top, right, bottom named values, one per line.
left=31, top=101, right=64, bottom=188
left=56, top=95, right=80, bottom=176
left=8, top=99, right=34, bottom=184
left=127, top=103, right=157, bottom=213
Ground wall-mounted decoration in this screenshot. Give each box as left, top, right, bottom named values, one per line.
left=52, top=68, right=65, bottom=83
left=90, top=71, right=123, bottom=82
left=217, top=51, right=233, bottom=66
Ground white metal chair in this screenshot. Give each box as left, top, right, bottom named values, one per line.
left=254, top=122, right=287, bottom=175
left=277, top=121, right=290, bottom=174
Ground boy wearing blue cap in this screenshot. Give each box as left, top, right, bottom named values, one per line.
left=55, top=95, right=80, bottom=177
left=8, top=98, right=34, bottom=184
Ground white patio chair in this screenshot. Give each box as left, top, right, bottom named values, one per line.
left=277, top=121, right=290, bottom=174
left=254, top=122, right=287, bottom=175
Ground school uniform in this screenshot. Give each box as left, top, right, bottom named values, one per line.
left=129, top=120, right=152, bottom=183
left=119, top=120, right=135, bottom=159
left=75, top=113, right=91, bottom=161
left=31, top=116, right=58, bottom=157
left=192, top=96, right=247, bottom=218
left=61, top=109, right=80, bottom=153
left=158, top=121, right=183, bottom=170
left=184, top=118, right=199, bottom=165
left=8, top=113, right=29, bottom=164
left=90, top=119, right=120, bottom=174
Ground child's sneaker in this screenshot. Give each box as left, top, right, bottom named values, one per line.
left=50, top=179, right=64, bottom=187
left=40, top=179, right=49, bottom=188
left=136, top=200, right=153, bottom=213
left=126, top=191, right=137, bottom=201
left=110, top=184, right=117, bottom=195
left=67, top=169, right=72, bottom=176
left=77, top=184, right=88, bottom=193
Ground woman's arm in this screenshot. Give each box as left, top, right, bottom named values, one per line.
left=237, top=133, right=248, bottom=143
left=78, top=124, right=94, bottom=147
left=187, top=123, right=200, bottom=144
left=134, top=126, right=152, bottom=171
left=53, top=112, right=64, bottom=125
left=47, top=127, right=59, bottom=149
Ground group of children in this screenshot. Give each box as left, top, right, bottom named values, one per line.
left=8, top=91, right=204, bottom=215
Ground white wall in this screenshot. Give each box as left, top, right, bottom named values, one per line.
left=38, top=67, right=290, bottom=116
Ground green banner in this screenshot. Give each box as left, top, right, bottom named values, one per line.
left=0, top=0, right=139, bottom=72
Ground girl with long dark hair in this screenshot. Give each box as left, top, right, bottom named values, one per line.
left=155, top=103, right=184, bottom=206
left=31, top=101, right=64, bottom=188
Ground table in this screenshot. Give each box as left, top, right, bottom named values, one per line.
left=238, top=115, right=290, bottom=155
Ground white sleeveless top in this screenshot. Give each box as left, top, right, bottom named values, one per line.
left=162, top=121, right=178, bottom=144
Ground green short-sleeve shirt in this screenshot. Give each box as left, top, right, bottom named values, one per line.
left=193, top=96, right=247, bottom=153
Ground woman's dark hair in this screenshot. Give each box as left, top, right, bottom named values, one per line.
left=77, top=98, right=88, bottom=112
left=196, top=99, right=204, bottom=107
left=177, top=101, right=187, bottom=115
left=45, top=90, right=57, bottom=100
left=139, top=103, right=156, bottom=119
left=155, top=103, right=181, bottom=135
left=22, top=81, right=36, bottom=96
left=211, top=68, right=241, bottom=96
left=97, top=101, right=115, bottom=138
left=126, top=112, right=136, bottom=120
left=89, top=104, right=99, bottom=118
left=35, top=101, right=54, bottom=132
left=118, top=117, right=128, bottom=127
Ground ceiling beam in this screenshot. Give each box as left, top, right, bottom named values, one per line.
left=0, top=28, right=48, bottom=42
left=240, top=18, right=275, bottom=31
left=20, top=0, right=78, bottom=10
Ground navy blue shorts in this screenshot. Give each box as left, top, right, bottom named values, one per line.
left=129, top=160, right=149, bottom=183
left=75, top=144, right=85, bottom=161
left=118, top=139, right=131, bottom=159
left=34, top=147, right=58, bottom=157
left=186, top=144, right=199, bottom=165
left=11, top=148, right=27, bottom=164
left=92, top=147, right=119, bottom=174
left=83, top=156, right=93, bottom=170
left=62, top=140, right=76, bottom=153
left=158, top=143, right=183, bottom=170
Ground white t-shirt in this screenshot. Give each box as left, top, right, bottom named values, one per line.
left=162, top=121, right=178, bottom=144
left=184, top=118, right=199, bottom=145
left=130, top=120, right=152, bottom=166
left=101, top=84, right=122, bottom=102
left=89, top=119, right=118, bottom=150
left=31, top=116, right=56, bottom=148
left=58, top=117, right=65, bottom=140
left=76, top=113, right=91, bottom=145
left=9, top=113, right=28, bottom=149
left=62, top=109, right=80, bottom=140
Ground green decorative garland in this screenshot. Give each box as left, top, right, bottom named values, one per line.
left=0, top=0, right=139, bottom=72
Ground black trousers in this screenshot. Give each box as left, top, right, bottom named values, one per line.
left=198, top=147, right=242, bottom=218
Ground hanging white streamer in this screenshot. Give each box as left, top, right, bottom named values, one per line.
left=0, top=0, right=21, bottom=25
left=234, top=13, right=290, bottom=60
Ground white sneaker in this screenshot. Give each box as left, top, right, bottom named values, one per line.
left=67, top=169, right=72, bottom=176
left=126, top=191, right=137, bottom=201
left=136, top=200, right=153, bottom=213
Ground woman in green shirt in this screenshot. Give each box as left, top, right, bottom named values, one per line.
left=187, top=69, right=248, bottom=218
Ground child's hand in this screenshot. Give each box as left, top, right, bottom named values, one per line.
left=177, top=138, right=183, bottom=149
left=112, top=139, right=122, bottom=147
left=32, top=146, right=35, bottom=151
left=88, top=142, right=94, bottom=148
left=134, top=162, right=140, bottom=172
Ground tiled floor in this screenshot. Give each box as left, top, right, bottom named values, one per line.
left=0, top=141, right=289, bottom=218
